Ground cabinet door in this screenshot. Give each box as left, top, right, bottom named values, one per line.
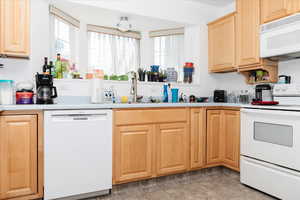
left=0, top=115, right=38, bottom=199
left=237, top=0, right=261, bottom=67
left=223, top=111, right=240, bottom=171
left=0, top=0, right=30, bottom=57
left=206, top=110, right=223, bottom=165
left=156, top=123, right=188, bottom=176
left=261, top=0, right=289, bottom=23
left=208, top=13, right=236, bottom=72
left=114, top=125, right=154, bottom=183
left=190, top=108, right=206, bottom=169
left=287, top=0, right=300, bottom=14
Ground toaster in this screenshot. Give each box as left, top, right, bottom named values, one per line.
left=213, top=90, right=227, bottom=103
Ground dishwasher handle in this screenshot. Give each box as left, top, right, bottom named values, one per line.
left=50, top=113, right=108, bottom=121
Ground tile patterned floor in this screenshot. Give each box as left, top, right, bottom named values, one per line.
left=91, top=167, right=277, bottom=200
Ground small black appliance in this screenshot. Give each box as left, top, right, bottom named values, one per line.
left=254, top=84, right=273, bottom=102
left=35, top=73, right=57, bottom=104
left=213, top=90, right=227, bottom=102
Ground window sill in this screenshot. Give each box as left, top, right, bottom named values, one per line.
left=54, top=79, right=200, bottom=87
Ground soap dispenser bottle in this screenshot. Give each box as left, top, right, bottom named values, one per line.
left=167, top=83, right=172, bottom=103
left=163, top=84, right=168, bottom=103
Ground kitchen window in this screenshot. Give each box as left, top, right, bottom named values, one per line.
left=150, top=28, right=185, bottom=80
left=50, top=6, right=80, bottom=69
left=88, top=31, right=140, bottom=76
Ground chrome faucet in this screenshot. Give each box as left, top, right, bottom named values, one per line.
left=130, top=71, right=138, bottom=103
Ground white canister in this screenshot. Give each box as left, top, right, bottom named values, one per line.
left=0, top=80, right=14, bottom=105
left=91, top=78, right=104, bottom=104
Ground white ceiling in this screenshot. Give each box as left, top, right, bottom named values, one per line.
left=185, top=0, right=234, bottom=7
left=52, top=0, right=184, bottom=32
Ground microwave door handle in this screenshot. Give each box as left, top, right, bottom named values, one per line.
left=241, top=109, right=300, bottom=117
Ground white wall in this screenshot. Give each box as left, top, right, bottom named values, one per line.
left=0, top=0, right=50, bottom=82
left=54, top=79, right=203, bottom=101
left=278, top=59, right=300, bottom=83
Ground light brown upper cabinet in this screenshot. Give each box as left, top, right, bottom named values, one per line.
left=156, top=123, right=189, bottom=176
left=261, top=0, right=290, bottom=23
left=0, top=0, right=30, bottom=58
left=0, top=115, right=38, bottom=200
left=208, top=13, right=236, bottom=73
left=237, top=0, right=261, bottom=67
left=190, top=108, right=206, bottom=170
left=236, top=0, right=278, bottom=84
left=289, top=0, right=300, bottom=14
left=261, top=0, right=300, bottom=24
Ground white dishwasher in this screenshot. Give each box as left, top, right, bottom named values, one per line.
left=44, top=110, right=112, bottom=200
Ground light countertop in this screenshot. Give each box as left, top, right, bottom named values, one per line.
left=0, top=103, right=242, bottom=111
left=1, top=103, right=297, bottom=112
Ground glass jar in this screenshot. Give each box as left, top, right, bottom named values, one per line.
left=0, top=80, right=14, bottom=105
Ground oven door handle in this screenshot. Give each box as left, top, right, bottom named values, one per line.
left=241, top=109, right=300, bottom=117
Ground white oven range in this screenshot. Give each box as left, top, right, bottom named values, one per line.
left=241, top=107, right=300, bottom=200
left=240, top=84, right=300, bottom=200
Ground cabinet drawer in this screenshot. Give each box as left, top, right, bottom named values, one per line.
left=114, top=108, right=188, bottom=125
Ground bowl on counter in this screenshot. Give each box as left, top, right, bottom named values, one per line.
left=196, top=97, right=209, bottom=103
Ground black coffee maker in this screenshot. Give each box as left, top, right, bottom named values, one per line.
left=36, top=73, right=57, bottom=104
left=35, top=58, right=57, bottom=104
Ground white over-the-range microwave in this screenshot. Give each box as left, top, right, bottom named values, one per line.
left=260, top=13, right=300, bottom=61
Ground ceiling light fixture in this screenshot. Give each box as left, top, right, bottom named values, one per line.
left=117, top=17, right=132, bottom=32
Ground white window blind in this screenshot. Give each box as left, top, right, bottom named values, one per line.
left=88, top=31, right=140, bottom=75
left=87, top=24, right=141, bottom=39
left=49, top=5, right=80, bottom=28
left=149, top=28, right=184, bottom=38
left=153, top=34, right=184, bottom=80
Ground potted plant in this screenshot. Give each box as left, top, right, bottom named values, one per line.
left=138, top=68, right=146, bottom=81
left=158, top=70, right=167, bottom=82
left=119, top=74, right=129, bottom=81
left=158, top=72, right=164, bottom=82
left=147, top=71, right=152, bottom=82
left=109, top=74, right=118, bottom=80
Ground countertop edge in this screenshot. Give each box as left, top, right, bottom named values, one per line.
left=0, top=103, right=242, bottom=111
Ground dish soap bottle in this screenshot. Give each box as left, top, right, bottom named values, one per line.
left=163, top=84, right=168, bottom=103
left=54, top=53, right=62, bottom=79
left=168, top=83, right=172, bottom=103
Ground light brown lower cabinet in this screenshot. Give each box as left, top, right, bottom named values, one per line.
left=156, top=123, right=188, bottom=176
left=206, top=110, right=223, bottom=165
left=113, top=108, right=189, bottom=184
left=0, top=113, right=43, bottom=200
left=206, top=109, right=240, bottom=171
left=113, top=107, right=240, bottom=185
left=114, top=124, right=155, bottom=183
left=222, top=110, right=240, bottom=171
left=190, top=108, right=206, bottom=170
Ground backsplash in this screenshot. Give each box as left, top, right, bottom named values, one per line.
left=54, top=79, right=203, bottom=103
left=278, top=59, right=300, bottom=83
